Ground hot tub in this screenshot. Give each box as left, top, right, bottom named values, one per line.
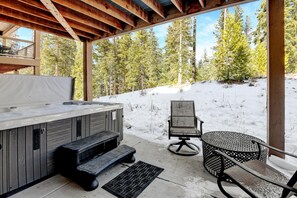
left=0, top=75, right=123, bottom=196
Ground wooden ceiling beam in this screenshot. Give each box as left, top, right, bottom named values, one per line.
left=52, top=0, right=124, bottom=30
left=142, top=0, right=165, bottom=18
left=0, top=6, right=96, bottom=39
left=40, top=0, right=80, bottom=41
left=81, top=0, right=136, bottom=27
left=0, top=14, right=78, bottom=40
left=171, top=0, right=183, bottom=13
left=3, top=25, right=19, bottom=36
left=198, top=0, right=205, bottom=8
left=16, top=0, right=113, bottom=34
left=110, top=0, right=149, bottom=23
left=100, top=0, right=257, bottom=41
left=2, top=1, right=57, bottom=22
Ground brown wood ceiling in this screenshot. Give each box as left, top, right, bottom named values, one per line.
left=0, top=0, right=256, bottom=41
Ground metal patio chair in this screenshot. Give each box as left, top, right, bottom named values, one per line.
left=168, top=100, right=203, bottom=156
left=215, top=139, right=297, bottom=198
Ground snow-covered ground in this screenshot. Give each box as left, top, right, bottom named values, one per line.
left=96, top=78, right=297, bottom=196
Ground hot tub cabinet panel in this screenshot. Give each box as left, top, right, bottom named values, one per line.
left=0, top=124, right=47, bottom=194
left=47, top=118, right=72, bottom=174
left=0, top=107, right=124, bottom=196
left=90, top=112, right=106, bottom=135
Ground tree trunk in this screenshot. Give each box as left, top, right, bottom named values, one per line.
left=55, top=42, right=59, bottom=76
left=192, top=17, right=197, bottom=82
left=178, top=20, right=183, bottom=85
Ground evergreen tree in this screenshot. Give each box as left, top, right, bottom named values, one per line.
left=251, top=41, right=267, bottom=77
left=93, top=39, right=113, bottom=96
left=71, top=42, right=83, bottom=100
left=40, top=33, right=76, bottom=77
left=213, top=9, right=251, bottom=82
left=117, top=34, right=133, bottom=93
left=244, top=16, right=253, bottom=44
left=164, top=18, right=193, bottom=84
left=253, top=0, right=297, bottom=73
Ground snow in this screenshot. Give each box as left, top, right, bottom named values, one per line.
left=96, top=78, right=297, bottom=196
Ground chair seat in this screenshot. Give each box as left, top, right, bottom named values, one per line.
left=225, top=160, right=290, bottom=197
left=169, top=127, right=201, bottom=137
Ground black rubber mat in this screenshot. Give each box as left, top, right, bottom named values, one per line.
left=102, top=161, right=164, bottom=198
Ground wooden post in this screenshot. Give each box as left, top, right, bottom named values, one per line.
left=83, top=41, right=93, bottom=101
left=34, top=30, right=40, bottom=75
left=267, top=0, right=285, bottom=158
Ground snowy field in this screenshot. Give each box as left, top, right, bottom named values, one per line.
left=97, top=78, right=297, bottom=156
left=96, top=78, right=297, bottom=197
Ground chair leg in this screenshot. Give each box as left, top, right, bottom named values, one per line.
left=217, top=175, right=233, bottom=198
left=168, top=139, right=200, bottom=156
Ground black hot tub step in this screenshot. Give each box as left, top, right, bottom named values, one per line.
left=62, top=131, right=119, bottom=153
left=76, top=144, right=136, bottom=191
left=57, top=131, right=119, bottom=170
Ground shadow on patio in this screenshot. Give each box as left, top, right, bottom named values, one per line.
left=11, top=134, right=249, bottom=198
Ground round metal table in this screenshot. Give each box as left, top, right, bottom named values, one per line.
left=201, top=131, right=267, bottom=177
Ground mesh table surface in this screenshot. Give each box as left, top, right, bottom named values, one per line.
left=201, top=131, right=267, bottom=177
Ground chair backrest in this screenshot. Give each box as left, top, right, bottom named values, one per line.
left=171, top=100, right=196, bottom=128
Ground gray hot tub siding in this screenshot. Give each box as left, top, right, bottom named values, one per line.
left=0, top=108, right=123, bottom=195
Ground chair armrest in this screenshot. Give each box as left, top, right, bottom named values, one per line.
left=195, top=116, right=203, bottom=135
left=252, top=139, right=297, bottom=159
left=214, top=150, right=297, bottom=194
left=196, top=116, right=204, bottom=123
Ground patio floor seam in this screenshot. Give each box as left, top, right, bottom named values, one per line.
left=42, top=180, right=72, bottom=198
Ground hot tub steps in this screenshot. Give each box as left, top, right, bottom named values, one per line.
left=77, top=145, right=136, bottom=191
left=56, top=131, right=136, bottom=191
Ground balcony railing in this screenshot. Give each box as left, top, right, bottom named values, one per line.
left=0, top=36, right=34, bottom=59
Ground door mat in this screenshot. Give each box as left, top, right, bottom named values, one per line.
left=102, top=161, right=164, bottom=198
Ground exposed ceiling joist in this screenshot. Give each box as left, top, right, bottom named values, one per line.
left=103, top=0, right=257, bottom=40
left=110, top=0, right=149, bottom=23
left=142, top=0, right=165, bottom=18
left=171, top=0, right=183, bottom=13
left=3, top=25, right=19, bottom=36
left=17, top=0, right=112, bottom=34
left=0, top=14, right=75, bottom=40
left=199, top=0, right=205, bottom=8
left=0, top=7, right=94, bottom=40
left=40, top=0, right=80, bottom=41
left=52, top=0, right=124, bottom=30
left=81, top=0, right=136, bottom=27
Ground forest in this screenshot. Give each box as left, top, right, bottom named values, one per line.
left=33, top=0, right=297, bottom=99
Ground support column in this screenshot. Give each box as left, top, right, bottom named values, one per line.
left=267, top=0, right=285, bottom=157
left=83, top=41, right=93, bottom=101
left=34, top=30, right=41, bottom=75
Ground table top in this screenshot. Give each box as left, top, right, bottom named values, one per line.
left=201, top=131, right=265, bottom=153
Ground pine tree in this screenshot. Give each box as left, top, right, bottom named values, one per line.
left=71, top=42, right=83, bottom=100
left=244, top=16, right=253, bottom=44
left=117, top=34, right=133, bottom=93
left=254, top=0, right=297, bottom=73
left=213, top=9, right=251, bottom=82
left=40, top=33, right=76, bottom=77
left=251, top=41, right=267, bottom=77
left=93, top=39, right=113, bottom=96
left=164, top=18, right=193, bottom=84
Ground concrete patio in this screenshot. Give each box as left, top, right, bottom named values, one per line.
left=11, top=134, right=248, bottom=198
